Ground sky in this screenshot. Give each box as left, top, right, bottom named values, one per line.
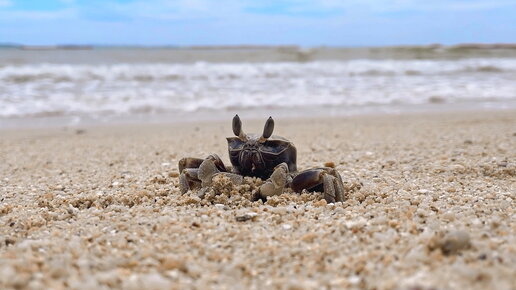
left=0, top=0, right=515, bottom=46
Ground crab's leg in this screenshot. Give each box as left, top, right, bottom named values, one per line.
left=179, top=168, right=202, bottom=194
left=179, top=159, right=221, bottom=194
left=201, top=156, right=244, bottom=183
left=291, top=168, right=346, bottom=203
left=178, top=156, right=205, bottom=194
left=206, top=154, right=228, bottom=172
left=178, top=157, right=204, bottom=173
left=198, top=158, right=221, bottom=187
left=179, top=156, right=241, bottom=195
left=178, top=154, right=227, bottom=173
left=254, top=163, right=290, bottom=201
left=178, top=154, right=229, bottom=194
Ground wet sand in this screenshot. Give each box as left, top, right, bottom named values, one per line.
left=0, top=110, right=515, bottom=289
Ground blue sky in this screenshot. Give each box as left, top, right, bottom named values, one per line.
left=0, top=0, right=515, bottom=46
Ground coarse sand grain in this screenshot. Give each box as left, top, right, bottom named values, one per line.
left=1, top=110, right=515, bottom=289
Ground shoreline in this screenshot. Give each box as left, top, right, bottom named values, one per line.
left=1, top=101, right=515, bottom=130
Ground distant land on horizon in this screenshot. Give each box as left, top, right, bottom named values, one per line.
left=1, top=43, right=516, bottom=50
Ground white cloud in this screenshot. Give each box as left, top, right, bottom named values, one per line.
left=313, top=0, right=516, bottom=12
left=245, top=0, right=516, bottom=14
left=1, top=0, right=514, bottom=25
left=85, top=0, right=246, bottom=22
left=0, top=0, right=12, bottom=8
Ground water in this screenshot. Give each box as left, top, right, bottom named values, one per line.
left=1, top=46, right=516, bottom=124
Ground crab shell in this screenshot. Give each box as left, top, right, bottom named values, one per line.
left=227, top=134, right=297, bottom=179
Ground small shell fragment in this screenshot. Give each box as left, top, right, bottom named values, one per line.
left=235, top=212, right=258, bottom=222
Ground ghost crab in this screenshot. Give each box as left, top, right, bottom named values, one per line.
left=178, top=115, right=346, bottom=203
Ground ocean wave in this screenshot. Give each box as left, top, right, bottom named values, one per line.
left=1, top=58, right=516, bottom=81
left=1, top=59, right=515, bottom=118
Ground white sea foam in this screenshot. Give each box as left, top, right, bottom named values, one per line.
left=1, top=58, right=516, bottom=118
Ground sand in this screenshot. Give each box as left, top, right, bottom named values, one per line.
left=0, top=110, right=515, bottom=289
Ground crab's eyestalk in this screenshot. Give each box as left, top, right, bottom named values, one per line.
left=232, top=114, right=247, bottom=140
left=259, top=116, right=274, bottom=142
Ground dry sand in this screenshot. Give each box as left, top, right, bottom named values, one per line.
left=0, top=110, right=515, bottom=289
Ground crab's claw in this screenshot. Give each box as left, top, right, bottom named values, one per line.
left=291, top=168, right=346, bottom=203
left=254, top=162, right=290, bottom=201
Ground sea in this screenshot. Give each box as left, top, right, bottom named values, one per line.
left=1, top=45, right=516, bottom=127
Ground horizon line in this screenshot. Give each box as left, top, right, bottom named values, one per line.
left=2, top=43, right=516, bottom=50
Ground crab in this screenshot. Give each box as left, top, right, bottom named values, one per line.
left=178, top=115, right=346, bottom=203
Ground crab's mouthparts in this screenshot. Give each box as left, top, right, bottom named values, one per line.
left=240, top=149, right=264, bottom=173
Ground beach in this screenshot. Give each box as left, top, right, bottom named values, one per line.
left=0, top=110, right=514, bottom=289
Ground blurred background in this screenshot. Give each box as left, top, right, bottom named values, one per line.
left=1, top=0, right=516, bottom=127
